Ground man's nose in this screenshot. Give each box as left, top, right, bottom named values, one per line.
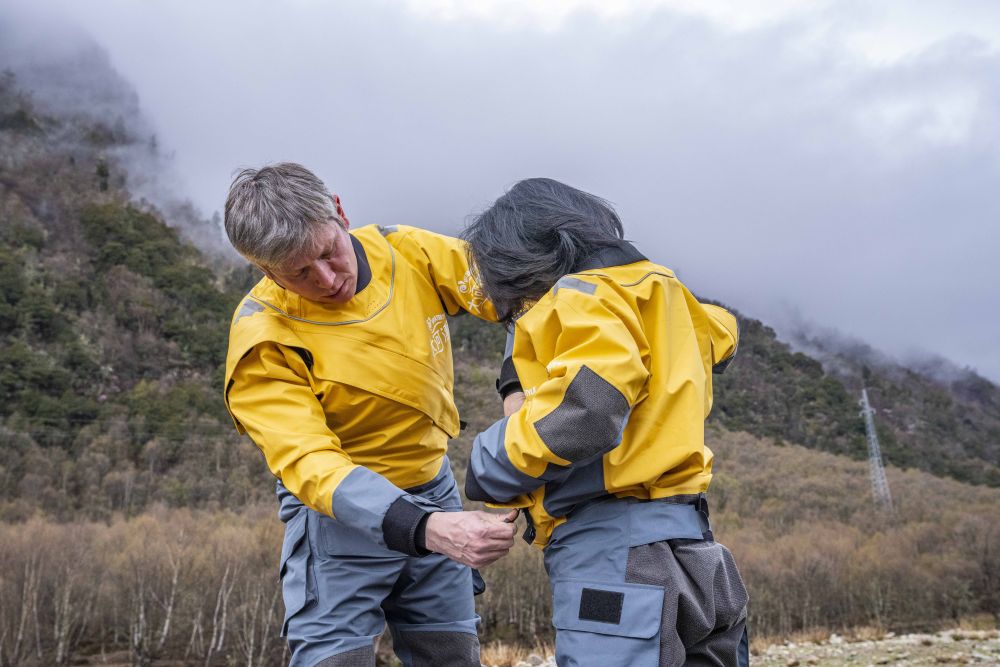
left=313, top=261, right=336, bottom=289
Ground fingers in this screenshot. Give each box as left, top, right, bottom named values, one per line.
left=474, top=509, right=518, bottom=527
left=466, top=549, right=508, bottom=568
left=471, top=511, right=517, bottom=541
left=461, top=513, right=515, bottom=568
left=424, top=510, right=519, bottom=568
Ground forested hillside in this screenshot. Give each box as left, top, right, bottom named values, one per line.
left=0, top=68, right=271, bottom=521
left=710, top=313, right=1000, bottom=486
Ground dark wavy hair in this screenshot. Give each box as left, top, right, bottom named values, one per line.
left=462, top=178, right=625, bottom=324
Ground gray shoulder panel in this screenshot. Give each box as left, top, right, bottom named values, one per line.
left=533, top=365, right=629, bottom=463
left=235, top=299, right=265, bottom=322
left=553, top=276, right=597, bottom=296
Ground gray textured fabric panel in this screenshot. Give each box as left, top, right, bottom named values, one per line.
left=625, top=540, right=748, bottom=667
left=533, top=365, right=629, bottom=463
left=314, top=645, right=376, bottom=667
left=399, top=630, right=480, bottom=667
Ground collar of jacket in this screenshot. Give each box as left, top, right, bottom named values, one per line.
left=247, top=225, right=394, bottom=326
left=574, top=241, right=647, bottom=272
left=351, top=233, right=373, bottom=294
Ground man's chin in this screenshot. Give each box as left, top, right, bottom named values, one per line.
left=315, top=285, right=354, bottom=305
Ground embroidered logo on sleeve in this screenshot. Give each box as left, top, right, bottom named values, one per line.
left=458, top=269, right=487, bottom=314
left=427, top=313, right=450, bottom=356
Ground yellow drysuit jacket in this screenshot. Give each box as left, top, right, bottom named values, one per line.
left=465, top=243, right=737, bottom=547
left=224, top=224, right=496, bottom=554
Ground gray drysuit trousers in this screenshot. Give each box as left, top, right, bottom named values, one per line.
left=543, top=496, right=749, bottom=667
left=277, top=460, right=480, bottom=667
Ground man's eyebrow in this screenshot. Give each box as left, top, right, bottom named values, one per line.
left=287, top=237, right=336, bottom=273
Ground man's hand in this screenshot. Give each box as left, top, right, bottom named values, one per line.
left=503, top=390, right=526, bottom=417
left=424, top=510, right=517, bottom=568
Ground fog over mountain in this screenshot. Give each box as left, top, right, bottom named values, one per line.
left=3, top=0, right=998, bottom=381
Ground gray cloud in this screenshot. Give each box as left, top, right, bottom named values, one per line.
left=4, top=0, right=999, bottom=380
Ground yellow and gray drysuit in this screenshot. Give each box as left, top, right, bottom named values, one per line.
left=225, top=224, right=496, bottom=667
left=466, top=242, right=749, bottom=667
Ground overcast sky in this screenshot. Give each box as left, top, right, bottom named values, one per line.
left=4, top=0, right=1000, bottom=381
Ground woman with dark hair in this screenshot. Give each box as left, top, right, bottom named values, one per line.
left=463, top=178, right=749, bottom=667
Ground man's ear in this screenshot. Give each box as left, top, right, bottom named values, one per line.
left=331, top=193, right=350, bottom=229
left=257, top=264, right=284, bottom=288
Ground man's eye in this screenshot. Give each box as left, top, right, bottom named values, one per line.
left=295, top=268, right=309, bottom=279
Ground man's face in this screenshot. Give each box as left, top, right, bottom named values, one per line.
left=264, top=220, right=359, bottom=305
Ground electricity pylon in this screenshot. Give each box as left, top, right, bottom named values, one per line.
left=860, top=388, right=894, bottom=513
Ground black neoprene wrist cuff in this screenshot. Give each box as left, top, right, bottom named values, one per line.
left=497, top=357, right=523, bottom=399
left=382, top=497, right=430, bottom=556
left=413, top=512, right=431, bottom=555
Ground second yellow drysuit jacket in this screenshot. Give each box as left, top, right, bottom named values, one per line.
left=465, top=242, right=738, bottom=547
left=224, top=224, right=496, bottom=555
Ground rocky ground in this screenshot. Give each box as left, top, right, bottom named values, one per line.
left=500, top=629, right=1000, bottom=667
left=755, top=629, right=1000, bottom=666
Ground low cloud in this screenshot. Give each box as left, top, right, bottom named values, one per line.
left=4, top=0, right=999, bottom=380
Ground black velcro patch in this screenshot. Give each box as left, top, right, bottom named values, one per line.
left=579, top=588, right=624, bottom=624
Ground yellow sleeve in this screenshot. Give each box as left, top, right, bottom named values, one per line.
left=702, top=303, right=739, bottom=372
left=466, top=282, right=650, bottom=501
left=228, top=342, right=357, bottom=516
left=391, top=226, right=498, bottom=321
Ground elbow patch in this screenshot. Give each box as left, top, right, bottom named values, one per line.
left=533, top=366, right=629, bottom=463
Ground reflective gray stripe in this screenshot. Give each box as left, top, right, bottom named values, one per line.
left=553, top=276, right=596, bottom=295
left=378, top=224, right=399, bottom=236
left=567, top=270, right=673, bottom=288
left=619, top=270, right=673, bottom=287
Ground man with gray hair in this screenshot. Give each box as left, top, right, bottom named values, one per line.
left=222, top=163, right=515, bottom=667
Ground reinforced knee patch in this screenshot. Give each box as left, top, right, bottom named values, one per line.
left=314, top=644, right=375, bottom=667
left=397, top=630, right=480, bottom=667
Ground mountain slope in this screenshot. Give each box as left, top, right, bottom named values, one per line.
left=0, top=68, right=270, bottom=521
left=1, top=44, right=998, bottom=531
left=709, top=312, right=1000, bottom=486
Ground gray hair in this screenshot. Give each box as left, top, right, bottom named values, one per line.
left=224, top=162, right=339, bottom=268
left=462, top=177, right=626, bottom=324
